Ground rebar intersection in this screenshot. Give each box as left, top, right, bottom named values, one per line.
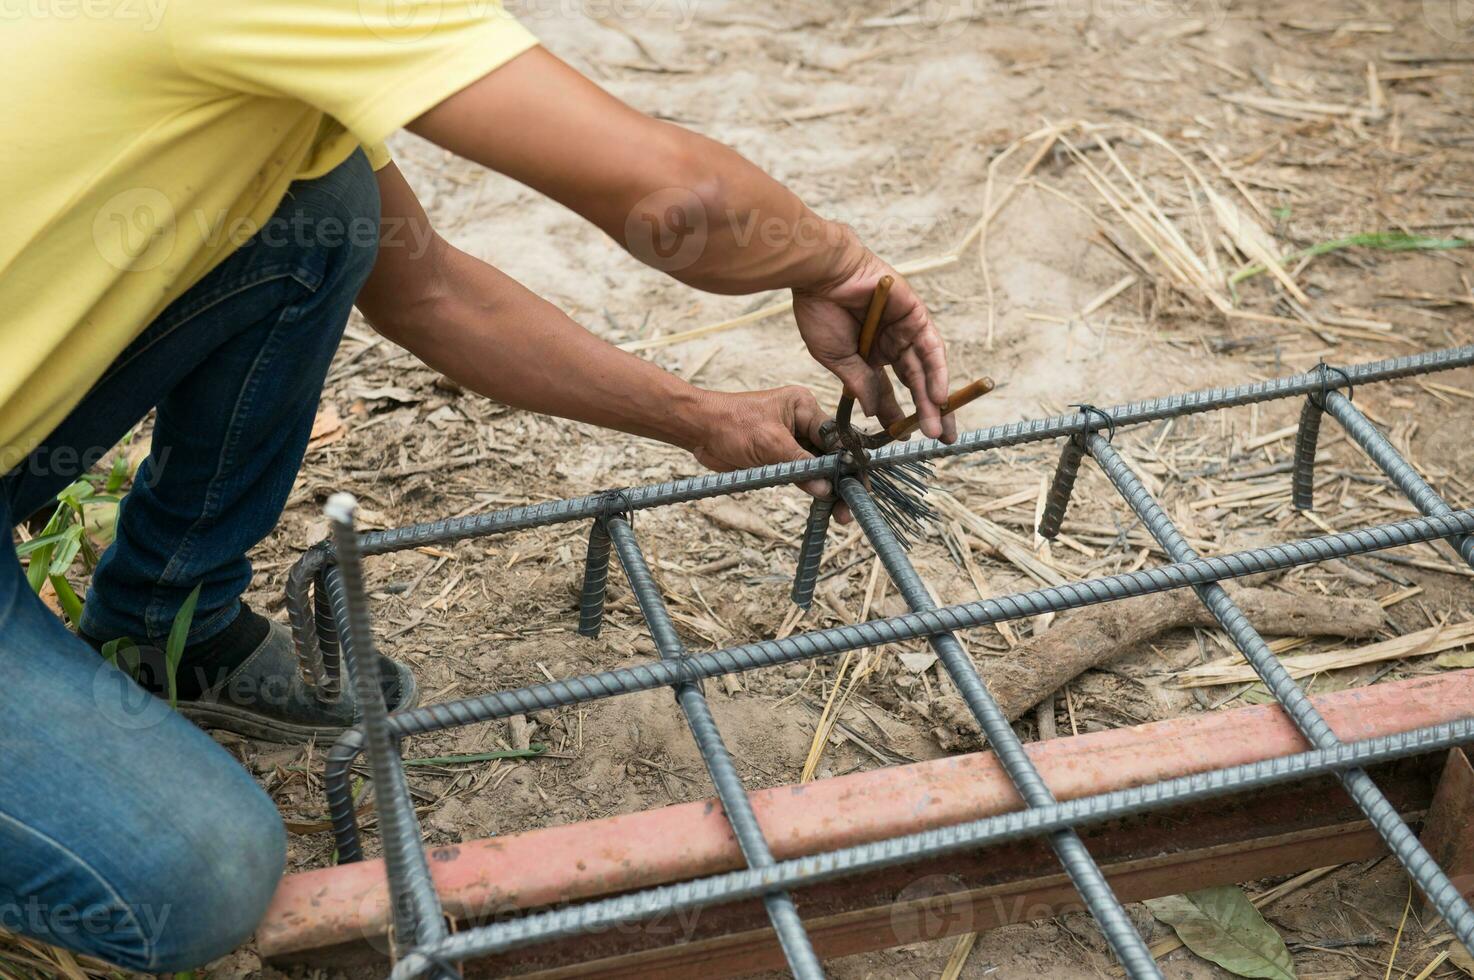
left=300, top=345, right=1474, bottom=979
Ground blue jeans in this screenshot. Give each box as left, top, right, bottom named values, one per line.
left=0, top=150, right=380, bottom=970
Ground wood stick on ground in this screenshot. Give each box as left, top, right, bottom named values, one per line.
left=983, top=586, right=1384, bottom=723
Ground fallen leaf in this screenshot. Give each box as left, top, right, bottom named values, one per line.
left=898, top=651, right=938, bottom=673
left=1145, top=885, right=1296, bottom=980
left=348, top=385, right=421, bottom=405
left=307, top=403, right=346, bottom=452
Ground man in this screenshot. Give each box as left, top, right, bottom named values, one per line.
left=0, top=2, right=955, bottom=972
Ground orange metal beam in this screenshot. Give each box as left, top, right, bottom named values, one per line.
left=258, top=670, right=1474, bottom=974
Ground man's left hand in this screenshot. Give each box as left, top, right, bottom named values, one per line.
left=686, top=386, right=847, bottom=512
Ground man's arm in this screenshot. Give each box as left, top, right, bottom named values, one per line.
left=407, top=47, right=955, bottom=442
left=356, top=163, right=837, bottom=496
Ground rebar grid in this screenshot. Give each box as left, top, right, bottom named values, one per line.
left=604, top=515, right=825, bottom=978
left=841, top=476, right=1162, bottom=977
left=301, top=347, right=1474, bottom=980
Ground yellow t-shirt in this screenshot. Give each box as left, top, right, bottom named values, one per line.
left=0, top=0, right=537, bottom=467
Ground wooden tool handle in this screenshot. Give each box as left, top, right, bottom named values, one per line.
left=885, top=376, right=995, bottom=440
left=836, top=275, right=893, bottom=427
left=855, top=274, right=892, bottom=360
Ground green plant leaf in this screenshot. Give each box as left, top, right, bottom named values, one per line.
left=105, top=433, right=134, bottom=494
left=1145, top=885, right=1296, bottom=980
left=26, top=542, right=53, bottom=593
left=1229, top=231, right=1471, bottom=286
left=402, top=744, right=549, bottom=767
left=164, top=584, right=202, bottom=708
left=47, top=525, right=84, bottom=575
left=48, top=574, right=84, bottom=627
left=14, top=531, right=71, bottom=557
left=100, top=637, right=138, bottom=675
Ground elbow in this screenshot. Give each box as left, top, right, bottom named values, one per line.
left=357, top=234, right=454, bottom=345
left=621, top=130, right=729, bottom=280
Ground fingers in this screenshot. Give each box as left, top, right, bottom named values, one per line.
left=785, top=387, right=836, bottom=500
left=873, top=275, right=953, bottom=441
left=891, top=347, right=943, bottom=440
left=788, top=386, right=828, bottom=450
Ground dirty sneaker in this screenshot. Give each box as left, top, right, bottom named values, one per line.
left=176, top=619, right=419, bottom=743
left=85, top=609, right=419, bottom=743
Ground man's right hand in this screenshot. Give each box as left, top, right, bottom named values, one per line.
left=792, top=236, right=955, bottom=444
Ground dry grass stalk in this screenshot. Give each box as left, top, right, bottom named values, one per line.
left=1174, top=620, right=1474, bottom=688
left=800, top=558, right=885, bottom=782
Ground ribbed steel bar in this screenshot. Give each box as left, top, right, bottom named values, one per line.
left=576, top=518, right=614, bottom=637
left=321, top=508, right=1474, bottom=859
left=1087, top=436, right=1474, bottom=950
left=385, top=712, right=1474, bottom=978
left=790, top=496, right=835, bottom=609
left=324, top=498, right=451, bottom=967
left=605, top=516, right=825, bottom=979
left=1291, top=396, right=1324, bottom=511
left=1038, top=434, right=1087, bottom=539
left=839, top=477, right=1162, bottom=979
left=348, top=346, right=1474, bottom=557
left=1323, top=390, right=1474, bottom=568
left=287, top=346, right=1474, bottom=683
left=284, top=542, right=334, bottom=698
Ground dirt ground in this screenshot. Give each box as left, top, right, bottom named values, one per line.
left=15, top=0, right=1474, bottom=978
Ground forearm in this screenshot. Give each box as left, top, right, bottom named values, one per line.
left=407, top=47, right=861, bottom=295
left=361, top=240, right=715, bottom=450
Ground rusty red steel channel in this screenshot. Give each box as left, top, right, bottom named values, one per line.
left=260, top=670, right=1474, bottom=976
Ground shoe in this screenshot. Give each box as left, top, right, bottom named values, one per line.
left=177, top=620, right=419, bottom=743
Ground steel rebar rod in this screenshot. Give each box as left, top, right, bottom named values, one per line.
left=1291, top=396, right=1324, bottom=511
left=1038, top=434, right=1087, bottom=539
left=576, top=518, right=614, bottom=637
left=839, top=477, right=1162, bottom=979
left=350, top=346, right=1474, bottom=557
left=1086, top=435, right=1474, bottom=950
left=385, top=711, right=1474, bottom=978
left=322, top=508, right=1474, bottom=859
left=324, top=498, right=452, bottom=969
left=1322, top=390, right=1474, bottom=568
left=790, top=496, right=836, bottom=609
left=605, top=516, right=825, bottom=979
left=287, top=346, right=1474, bottom=681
